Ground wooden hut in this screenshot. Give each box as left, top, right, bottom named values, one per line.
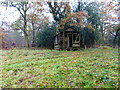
left=54, top=29, right=80, bottom=50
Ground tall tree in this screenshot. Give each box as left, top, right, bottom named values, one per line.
left=72, top=1, right=99, bottom=48
left=47, top=2, right=71, bottom=24
left=28, top=2, right=48, bottom=45
left=85, top=2, right=102, bottom=45
left=99, top=0, right=119, bottom=46
left=2, top=1, right=30, bottom=47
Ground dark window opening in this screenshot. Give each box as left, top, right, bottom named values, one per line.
left=69, top=35, right=72, bottom=47
left=73, top=34, right=76, bottom=42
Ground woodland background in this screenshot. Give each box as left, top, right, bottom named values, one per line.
left=0, top=0, right=119, bottom=49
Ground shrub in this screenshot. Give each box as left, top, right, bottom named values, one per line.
left=35, top=23, right=56, bottom=48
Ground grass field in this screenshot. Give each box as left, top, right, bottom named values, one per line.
left=1, top=48, right=119, bottom=88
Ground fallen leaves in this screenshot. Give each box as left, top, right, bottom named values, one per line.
left=1, top=48, right=119, bottom=88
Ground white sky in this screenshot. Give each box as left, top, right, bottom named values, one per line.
left=0, top=0, right=112, bottom=24
left=0, top=6, right=20, bottom=23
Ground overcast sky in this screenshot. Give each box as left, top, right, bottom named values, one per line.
left=0, top=6, right=20, bottom=23
left=0, top=0, right=111, bottom=24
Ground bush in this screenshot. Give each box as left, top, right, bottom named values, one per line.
left=80, top=27, right=98, bottom=48
left=35, top=23, right=56, bottom=48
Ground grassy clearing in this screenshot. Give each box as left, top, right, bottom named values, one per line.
left=1, top=48, right=119, bottom=88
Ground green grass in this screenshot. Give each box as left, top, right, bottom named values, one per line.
left=1, top=48, right=119, bottom=88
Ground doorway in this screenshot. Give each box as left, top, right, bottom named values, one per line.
left=68, top=35, right=72, bottom=47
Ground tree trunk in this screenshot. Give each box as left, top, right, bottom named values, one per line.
left=63, top=30, right=65, bottom=50
left=32, top=20, right=35, bottom=44
left=118, top=30, right=120, bottom=48
left=23, top=3, right=29, bottom=48
left=25, top=34, right=29, bottom=48
left=101, top=6, right=104, bottom=45
left=23, top=30, right=29, bottom=48
left=23, top=29, right=29, bottom=48
left=113, top=28, right=120, bottom=47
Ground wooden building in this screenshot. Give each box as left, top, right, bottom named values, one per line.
left=54, top=29, right=80, bottom=50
